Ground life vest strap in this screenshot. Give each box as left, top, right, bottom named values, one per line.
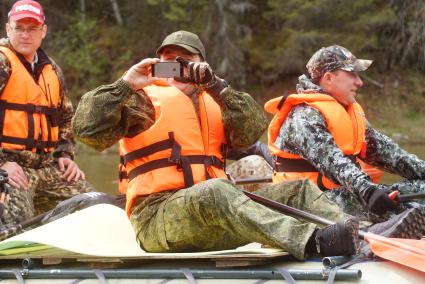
left=128, top=154, right=224, bottom=183
left=122, top=138, right=174, bottom=165
left=0, top=100, right=58, bottom=152
left=119, top=170, right=128, bottom=180
left=275, top=157, right=318, bottom=173
left=0, top=135, right=56, bottom=149
left=276, top=91, right=289, bottom=110
left=0, top=100, right=58, bottom=123
left=122, top=132, right=183, bottom=165
left=123, top=130, right=225, bottom=188
left=274, top=155, right=357, bottom=173
left=274, top=155, right=357, bottom=191
left=220, top=143, right=228, bottom=172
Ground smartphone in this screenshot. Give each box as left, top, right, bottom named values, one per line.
left=152, top=62, right=183, bottom=78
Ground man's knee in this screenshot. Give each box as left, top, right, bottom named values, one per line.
left=1, top=187, right=34, bottom=224
left=193, top=178, right=244, bottom=209
left=196, top=178, right=237, bottom=197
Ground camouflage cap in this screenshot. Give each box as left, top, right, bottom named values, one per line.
left=306, top=45, right=372, bottom=80
left=156, top=30, right=206, bottom=60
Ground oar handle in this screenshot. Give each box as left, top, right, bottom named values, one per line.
left=398, top=192, right=425, bottom=202
left=242, top=189, right=334, bottom=226
left=233, top=177, right=273, bottom=185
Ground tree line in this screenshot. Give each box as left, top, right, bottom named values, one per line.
left=0, top=0, right=424, bottom=105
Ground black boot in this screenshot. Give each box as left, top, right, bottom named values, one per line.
left=366, top=207, right=424, bottom=239
left=313, top=217, right=359, bottom=256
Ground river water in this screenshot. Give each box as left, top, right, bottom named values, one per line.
left=75, top=144, right=425, bottom=195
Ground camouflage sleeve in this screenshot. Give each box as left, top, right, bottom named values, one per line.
left=0, top=52, right=11, bottom=165
left=0, top=52, right=10, bottom=90
left=50, top=60, right=76, bottom=159
left=362, top=124, right=425, bottom=179
left=72, top=79, right=155, bottom=152
left=214, top=86, right=268, bottom=149
left=275, top=105, right=371, bottom=190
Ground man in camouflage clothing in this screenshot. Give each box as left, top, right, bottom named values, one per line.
left=270, top=45, right=425, bottom=222
left=0, top=1, right=93, bottom=226
left=73, top=30, right=378, bottom=260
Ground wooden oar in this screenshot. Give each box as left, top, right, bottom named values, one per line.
left=242, top=189, right=425, bottom=273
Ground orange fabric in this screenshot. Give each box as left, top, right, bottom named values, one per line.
left=0, top=47, right=60, bottom=152
left=120, top=83, right=227, bottom=215
left=364, top=233, right=425, bottom=273
left=359, top=160, right=383, bottom=183
left=266, top=93, right=382, bottom=189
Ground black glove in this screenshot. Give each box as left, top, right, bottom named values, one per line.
left=362, top=187, right=397, bottom=215
left=176, top=56, right=216, bottom=87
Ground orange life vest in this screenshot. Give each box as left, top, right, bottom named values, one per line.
left=119, top=81, right=227, bottom=215
left=265, top=93, right=382, bottom=190
left=0, top=47, right=60, bottom=152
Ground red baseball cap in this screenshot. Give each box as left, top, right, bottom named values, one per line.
left=8, top=0, right=45, bottom=24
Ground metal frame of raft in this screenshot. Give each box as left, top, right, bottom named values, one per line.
left=0, top=267, right=362, bottom=282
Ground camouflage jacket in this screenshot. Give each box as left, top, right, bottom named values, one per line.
left=274, top=75, right=425, bottom=193
left=0, top=38, right=76, bottom=163
left=73, top=78, right=267, bottom=152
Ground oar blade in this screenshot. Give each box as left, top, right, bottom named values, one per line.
left=366, top=233, right=425, bottom=273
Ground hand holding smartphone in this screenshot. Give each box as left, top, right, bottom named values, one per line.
left=151, top=62, right=183, bottom=78
left=123, top=58, right=160, bottom=91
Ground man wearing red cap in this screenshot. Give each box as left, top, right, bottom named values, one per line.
left=0, top=0, right=94, bottom=226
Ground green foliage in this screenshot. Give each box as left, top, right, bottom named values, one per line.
left=248, top=0, right=400, bottom=84
left=47, top=18, right=133, bottom=103
left=1, top=0, right=423, bottom=111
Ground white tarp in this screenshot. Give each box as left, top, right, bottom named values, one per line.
left=0, top=204, right=284, bottom=257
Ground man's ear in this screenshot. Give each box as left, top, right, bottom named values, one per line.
left=41, top=24, right=47, bottom=39
left=318, top=71, right=333, bottom=89
left=322, top=72, right=333, bottom=83
left=5, top=23, right=11, bottom=38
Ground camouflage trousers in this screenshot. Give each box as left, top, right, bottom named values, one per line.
left=130, top=178, right=347, bottom=260
left=0, top=151, right=94, bottom=226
